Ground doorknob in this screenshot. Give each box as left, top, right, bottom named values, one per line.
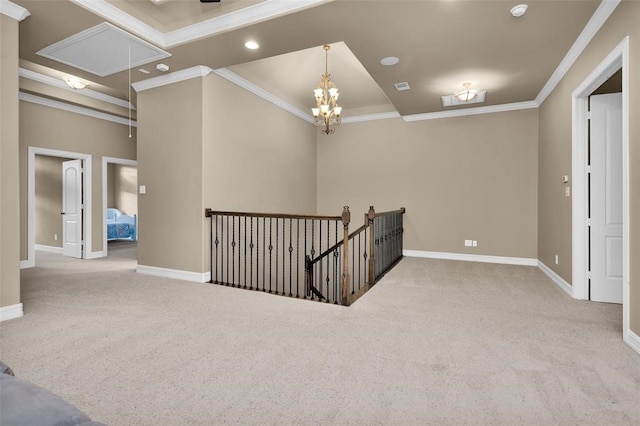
left=60, top=212, right=66, bottom=215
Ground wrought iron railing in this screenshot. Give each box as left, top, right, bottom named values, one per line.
left=205, top=206, right=405, bottom=306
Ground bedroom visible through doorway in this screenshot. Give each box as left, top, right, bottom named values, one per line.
left=102, top=157, right=138, bottom=258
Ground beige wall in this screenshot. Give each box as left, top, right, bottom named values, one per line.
left=537, top=1, right=640, bottom=333
left=318, top=109, right=539, bottom=258
left=19, top=102, right=136, bottom=257
left=202, top=73, right=317, bottom=215
left=1, top=15, right=21, bottom=309
left=110, top=164, right=137, bottom=216
left=35, top=155, right=67, bottom=248
left=137, top=77, right=205, bottom=272
left=137, top=73, right=317, bottom=275
left=107, top=163, right=116, bottom=208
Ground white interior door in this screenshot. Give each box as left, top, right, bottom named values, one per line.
left=589, top=93, right=622, bottom=303
left=62, top=159, right=83, bottom=258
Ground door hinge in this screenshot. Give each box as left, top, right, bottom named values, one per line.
left=587, top=218, right=592, bottom=226
left=587, top=111, right=592, bottom=120
left=586, top=165, right=592, bottom=173
left=587, top=271, right=592, bottom=279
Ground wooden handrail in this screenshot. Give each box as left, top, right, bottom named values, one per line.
left=309, top=223, right=368, bottom=266
left=205, top=208, right=341, bottom=221
left=373, top=207, right=406, bottom=218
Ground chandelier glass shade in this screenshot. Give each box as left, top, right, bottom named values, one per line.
left=312, top=45, right=342, bottom=134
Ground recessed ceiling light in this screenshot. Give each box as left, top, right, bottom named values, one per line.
left=138, top=68, right=150, bottom=74
left=380, top=56, right=399, bottom=66
left=510, top=4, right=528, bottom=17
left=394, top=82, right=411, bottom=91
left=156, top=63, right=169, bottom=72
left=245, top=41, right=260, bottom=50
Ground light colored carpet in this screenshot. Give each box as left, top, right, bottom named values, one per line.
left=1, top=248, right=639, bottom=425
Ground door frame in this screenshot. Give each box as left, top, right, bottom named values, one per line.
left=571, top=37, right=629, bottom=339
left=25, top=147, right=93, bottom=268
left=102, top=156, right=138, bottom=255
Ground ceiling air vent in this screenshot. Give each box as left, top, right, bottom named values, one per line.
left=37, top=22, right=170, bottom=77
left=394, top=82, right=411, bottom=91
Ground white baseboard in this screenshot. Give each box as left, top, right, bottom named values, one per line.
left=20, top=259, right=34, bottom=269
left=137, top=264, right=210, bottom=283
left=0, top=303, right=24, bottom=322
left=625, top=329, right=640, bottom=356
left=86, top=250, right=106, bottom=259
left=35, top=244, right=62, bottom=254
left=537, top=260, right=573, bottom=297
left=403, top=250, right=538, bottom=266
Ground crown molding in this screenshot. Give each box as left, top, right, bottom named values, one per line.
left=402, top=101, right=538, bottom=122
left=535, top=0, right=621, bottom=106
left=19, top=68, right=134, bottom=110
left=132, top=65, right=213, bottom=92
left=71, top=0, right=331, bottom=49
left=0, top=0, right=30, bottom=21
left=19, top=92, right=137, bottom=127
left=213, top=68, right=314, bottom=124
left=341, top=111, right=401, bottom=124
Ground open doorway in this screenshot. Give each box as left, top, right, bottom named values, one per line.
left=102, top=157, right=138, bottom=258
left=571, top=37, right=630, bottom=344
left=26, top=147, right=93, bottom=268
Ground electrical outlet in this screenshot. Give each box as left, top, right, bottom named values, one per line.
left=555, top=255, right=559, bottom=265
left=472, top=240, right=477, bottom=247
left=54, top=234, right=58, bottom=241
left=565, top=187, right=571, bottom=197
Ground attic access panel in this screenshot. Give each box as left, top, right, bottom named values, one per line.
left=37, top=22, right=170, bottom=77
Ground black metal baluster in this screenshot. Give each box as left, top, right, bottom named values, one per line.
left=275, top=218, right=279, bottom=294
left=319, top=220, right=323, bottom=298
left=214, top=215, right=219, bottom=284
left=268, top=218, right=273, bottom=293
left=231, top=216, right=236, bottom=287
left=333, top=221, right=338, bottom=303
left=296, top=219, right=300, bottom=298
left=288, top=219, right=293, bottom=297
left=262, top=217, right=266, bottom=292
left=249, top=217, right=254, bottom=290
left=243, top=216, right=247, bottom=289
left=223, top=215, right=227, bottom=285
left=363, top=227, right=368, bottom=286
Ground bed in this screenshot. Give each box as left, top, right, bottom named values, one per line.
left=107, top=208, right=137, bottom=241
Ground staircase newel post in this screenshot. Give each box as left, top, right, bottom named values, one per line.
left=341, top=206, right=351, bottom=306
left=367, top=206, right=376, bottom=286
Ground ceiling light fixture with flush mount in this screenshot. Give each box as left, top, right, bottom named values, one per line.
left=510, top=4, right=528, bottom=18
left=65, top=77, right=88, bottom=90
left=441, top=82, right=487, bottom=107
left=456, top=82, right=478, bottom=102
left=312, top=44, right=342, bottom=135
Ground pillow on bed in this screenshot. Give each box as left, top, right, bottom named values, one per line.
left=107, top=208, right=121, bottom=221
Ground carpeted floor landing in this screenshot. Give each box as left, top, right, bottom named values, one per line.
left=1, top=248, right=639, bottom=425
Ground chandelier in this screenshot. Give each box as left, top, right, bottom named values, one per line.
left=312, top=44, right=342, bottom=134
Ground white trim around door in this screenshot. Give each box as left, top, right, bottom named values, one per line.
left=25, top=147, right=93, bottom=268
left=571, top=37, right=631, bottom=351
left=102, top=157, right=138, bottom=255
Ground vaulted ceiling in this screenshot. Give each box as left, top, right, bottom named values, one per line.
left=11, top=0, right=604, bottom=120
